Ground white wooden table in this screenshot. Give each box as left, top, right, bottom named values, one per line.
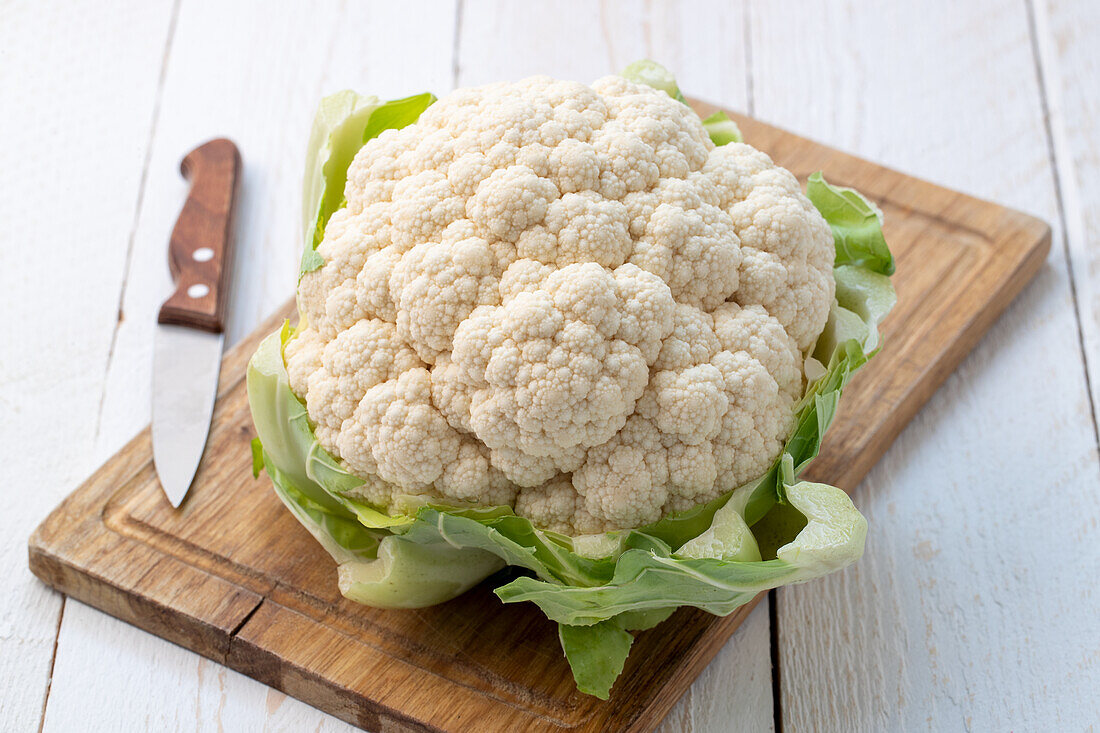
left=3, top=1, right=1099, bottom=730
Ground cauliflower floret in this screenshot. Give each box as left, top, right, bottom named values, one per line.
left=613, top=263, right=676, bottom=363
left=706, top=144, right=835, bottom=350
left=436, top=439, right=517, bottom=506
left=514, top=476, right=581, bottom=535
left=649, top=364, right=728, bottom=445
left=456, top=264, right=653, bottom=470
left=709, top=349, right=796, bottom=492
left=652, top=304, right=720, bottom=371
left=711, top=302, right=803, bottom=401
left=389, top=170, right=465, bottom=250
left=629, top=177, right=742, bottom=311
left=390, top=235, right=499, bottom=363
left=498, top=258, right=555, bottom=301
left=289, top=74, right=836, bottom=532
left=286, top=319, right=422, bottom=448
left=342, top=368, right=460, bottom=489
left=297, top=206, right=395, bottom=336
left=429, top=353, right=477, bottom=434
left=573, top=415, right=669, bottom=529
left=467, top=165, right=558, bottom=242
left=516, top=192, right=632, bottom=269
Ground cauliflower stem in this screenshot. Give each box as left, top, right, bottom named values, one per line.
left=247, top=61, right=896, bottom=700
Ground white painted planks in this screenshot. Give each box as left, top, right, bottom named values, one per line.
left=0, top=0, right=176, bottom=728
left=749, top=0, right=1100, bottom=729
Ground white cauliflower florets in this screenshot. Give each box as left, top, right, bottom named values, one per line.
left=288, top=74, right=835, bottom=533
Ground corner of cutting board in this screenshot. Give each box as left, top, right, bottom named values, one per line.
left=1024, top=212, right=1053, bottom=261
left=27, top=529, right=62, bottom=593
left=27, top=486, right=90, bottom=592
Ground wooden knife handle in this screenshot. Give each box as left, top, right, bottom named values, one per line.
left=158, top=138, right=242, bottom=333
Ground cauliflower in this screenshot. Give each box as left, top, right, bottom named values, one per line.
left=249, top=63, right=896, bottom=700
left=285, top=74, right=835, bottom=534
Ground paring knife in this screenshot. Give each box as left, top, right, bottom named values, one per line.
left=152, top=138, right=242, bottom=507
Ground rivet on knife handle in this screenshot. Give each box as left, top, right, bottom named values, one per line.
left=158, top=138, right=242, bottom=334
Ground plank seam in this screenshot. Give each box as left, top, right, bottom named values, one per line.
left=598, top=1, right=618, bottom=75
left=35, top=596, right=65, bottom=733
left=1024, top=0, right=1100, bottom=455
left=768, top=590, right=782, bottom=733
left=91, top=0, right=184, bottom=446
left=451, top=0, right=464, bottom=90
left=743, top=0, right=755, bottom=116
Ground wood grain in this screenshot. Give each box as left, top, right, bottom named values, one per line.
left=157, top=138, right=242, bottom=333
left=28, top=99, right=1049, bottom=732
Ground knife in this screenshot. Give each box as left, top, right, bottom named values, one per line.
left=152, top=138, right=242, bottom=507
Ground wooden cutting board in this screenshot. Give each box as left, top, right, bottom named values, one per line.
left=29, top=100, right=1050, bottom=733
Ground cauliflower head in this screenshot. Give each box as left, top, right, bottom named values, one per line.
left=285, top=74, right=836, bottom=534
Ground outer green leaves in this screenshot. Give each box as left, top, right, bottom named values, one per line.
left=620, top=59, right=688, bottom=103
left=807, top=171, right=896, bottom=276
left=558, top=621, right=634, bottom=699
left=247, top=328, right=355, bottom=515
left=361, top=93, right=435, bottom=144
left=299, top=91, right=435, bottom=275
left=266, top=465, right=383, bottom=565
left=495, top=479, right=867, bottom=626
left=676, top=488, right=761, bottom=561
left=814, top=265, right=897, bottom=359
left=250, top=437, right=265, bottom=478
left=408, top=508, right=618, bottom=586
left=340, top=533, right=504, bottom=609
left=701, top=110, right=743, bottom=145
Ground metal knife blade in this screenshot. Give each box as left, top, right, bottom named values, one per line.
left=152, top=326, right=224, bottom=506
left=151, top=138, right=241, bottom=507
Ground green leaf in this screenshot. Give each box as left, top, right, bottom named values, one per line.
left=807, top=171, right=896, bottom=276
left=495, top=480, right=866, bottom=627
left=299, top=91, right=435, bottom=277
left=701, top=110, right=742, bottom=145
left=298, top=249, right=325, bottom=274
left=559, top=620, right=634, bottom=699
left=247, top=330, right=355, bottom=516
left=299, top=91, right=379, bottom=275
left=831, top=265, right=897, bottom=354
left=339, top=533, right=504, bottom=609
left=613, top=607, right=676, bottom=631
left=620, top=59, right=688, bottom=104
left=406, top=508, right=617, bottom=586
left=266, top=462, right=383, bottom=564
left=250, top=437, right=265, bottom=478
left=362, top=92, right=435, bottom=143
left=264, top=464, right=497, bottom=609
left=676, top=488, right=761, bottom=561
